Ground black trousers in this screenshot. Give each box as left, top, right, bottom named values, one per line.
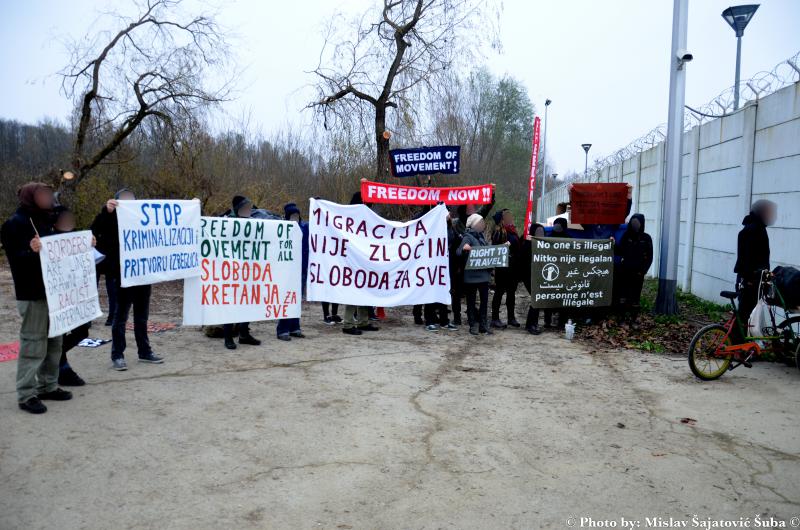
left=224, top=323, right=251, bottom=340
left=424, top=303, right=449, bottom=326
left=735, top=274, right=759, bottom=342
left=450, top=268, right=464, bottom=324
left=111, top=283, right=152, bottom=359
left=412, top=304, right=423, bottom=322
left=491, top=269, right=517, bottom=321
left=465, top=282, right=489, bottom=327
left=322, top=302, right=339, bottom=318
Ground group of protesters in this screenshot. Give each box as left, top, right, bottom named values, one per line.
left=4, top=180, right=661, bottom=415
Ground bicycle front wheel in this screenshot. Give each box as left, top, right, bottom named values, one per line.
left=688, top=324, right=732, bottom=380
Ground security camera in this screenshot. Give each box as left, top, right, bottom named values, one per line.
left=677, top=49, right=693, bottom=62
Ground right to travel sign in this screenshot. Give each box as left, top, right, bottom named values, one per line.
left=530, top=237, right=614, bottom=309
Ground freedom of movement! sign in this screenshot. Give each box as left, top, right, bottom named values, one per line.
left=530, top=237, right=614, bottom=309
left=389, top=146, right=460, bottom=177
left=306, top=199, right=451, bottom=307
left=183, top=217, right=302, bottom=325
left=116, top=200, right=202, bottom=287
left=40, top=230, right=103, bottom=337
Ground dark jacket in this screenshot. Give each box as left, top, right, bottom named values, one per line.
left=734, top=212, right=770, bottom=279
left=284, top=203, right=309, bottom=280
left=457, top=229, right=491, bottom=284
left=90, top=206, right=121, bottom=278
left=492, top=222, right=521, bottom=277
left=616, top=213, right=653, bottom=274
left=1, top=205, right=55, bottom=300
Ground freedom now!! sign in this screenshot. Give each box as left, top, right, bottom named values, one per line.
left=390, top=146, right=460, bottom=177
left=361, top=180, right=493, bottom=206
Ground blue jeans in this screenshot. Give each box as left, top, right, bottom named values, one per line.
left=276, top=318, right=301, bottom=337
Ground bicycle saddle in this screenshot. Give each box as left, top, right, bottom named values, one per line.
left=720, top=290, right=738, bottom=300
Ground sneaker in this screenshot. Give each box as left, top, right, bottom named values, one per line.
left=289, top=331, right=306, bottom=338
left=38, top=388, right=73, bottom=401
left=19, top=397, right=47, bottom=414
left=527, top=325, right=541, bottom=335
left=469, top=324, right=480, bottom=336
left=508, top=319, right=521, bottom=328
left=480, top=325, right=493, bottom=335
left=112, top=358, right=128, bottom=371
left=277, top=334, right=291, bottom=342
left=491, top=319, right=507, bottom=329
left=138, top=353, right=164, bottom=364
left=425, top=324, right=439, bottom=332
left=239, top=334, right=261, bottom=346
left=58, top=367, right=86, bottom=387
left=343, top=327, right=363, bottom=336
left=224, top=338, right=237, bottom=350
left=444, top=323, right=459, bottom=331
left=332, top=315, right=343, bottom=323
left=323, top=316, right=336, bottom=325
left=369, top=316, right=380, bottom=322
left=358, top=324, right=380, bottom=332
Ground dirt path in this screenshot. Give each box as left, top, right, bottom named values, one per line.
left=1, top=269, right=798, bottom=529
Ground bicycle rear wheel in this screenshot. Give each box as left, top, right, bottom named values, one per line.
left=688, top=324, right=732, bottom=380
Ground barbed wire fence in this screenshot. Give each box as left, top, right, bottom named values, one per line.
left=555, top=50, right=800, bottom=188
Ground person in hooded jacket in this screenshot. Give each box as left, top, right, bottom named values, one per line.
left=276, top=202, right=309, bottom=341
left=490, top=209, right=521, bottom=329
left=457, top=213, right=493, bottom=335
left=342, top=191, right=379, bottom=336
left=217, top=195, right=264, bottom=350
left=91, top=189, right=165, bottom=370
left=1, top=183, right=74, bottom=413
left=521, top=223, right=553, bottom=335
left=615, top=213, right=653, bottom=313
left=733, top=200, right=777, bottom=339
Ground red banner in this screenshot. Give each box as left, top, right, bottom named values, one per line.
left=569, top=183, right=630, bottom=224
left=523, top=116, right=541, bottom=238
left=361, top=180, right=493, bottom=205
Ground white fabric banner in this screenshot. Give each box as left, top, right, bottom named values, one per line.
left=40, top=230, right=103, bottom=338
left=116, top=199, right=202, bottom=287
left=306, top=199, right=450, bottom=306
left=182, top=217, right=303, bottom=325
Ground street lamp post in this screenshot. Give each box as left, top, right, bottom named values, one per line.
left=541, top=99, right=552, bottom=197
left=721, top=5, right=759, bottom=111
left=654, top=0, right=690, bottom=315
left=581, top=144, right=592, bottom=179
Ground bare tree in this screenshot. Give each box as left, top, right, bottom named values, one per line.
left=309, top=0, right=499, bottom=180
left=59, top=0, right=234, bottom=188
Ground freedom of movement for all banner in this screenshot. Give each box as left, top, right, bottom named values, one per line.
left=183, top=217, right=302, bottom=325
left=306, top=199, right=451, bottom=307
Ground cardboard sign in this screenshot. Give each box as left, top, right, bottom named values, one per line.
left=522, top=116, right=541, bottom=238
left=116, top=200, right=202, bottom=287
left=530, top=237, right=614, bottom=309
left=465, top=245, right=509, bottom=270
left=183, top=217, right=302, bottom=325
left=306, top=199, right=450, bottom=307
left=569, top=183, right=629, bottom=225
left=39, top=231, right=103, bottom=337
left=390, top=146, right=460, bottom=177
left=361, top=180, right=492, bottom=206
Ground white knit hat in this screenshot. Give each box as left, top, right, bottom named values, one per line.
left=466, top=213, right=483, bottom=229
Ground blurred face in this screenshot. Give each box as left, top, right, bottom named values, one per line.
left=502, top=210, right=513, bottom=226
left=553, top=222, right=564, bottom=233
left=117, top=191, right=135, bottom=201
left=289, top=213, right=300, bottom=222
left=34, top=188, right=55, bottom=210
left=630, top=218, right=642, bottom=232
left=534, top=226, right=545, bottom=237
left=764, top=204, right=777, bottom=226
left=238, top=204, right=253, bottom=218
left=55, top=212, right=76, bottom=232
left=472, top=219, right=486, bottom=233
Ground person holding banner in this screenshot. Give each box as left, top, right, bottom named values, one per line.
left=1, top=183, right=71, bottom=413
left=457, top=214, right=493, bottom=336
left=521, top=223, right=552, bottom=335
left=615, top=213, right=653, bottom=313
left=92, top=190, right=164, bottom=369
left=220, top=195, right=263, bottom=350
left=275, top=202, right=308, bottom=341
left=490, top=209, right=522, bottom=329
left=341, top=191, right=380, bottom=336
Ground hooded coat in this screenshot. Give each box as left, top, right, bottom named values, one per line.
left=457, top=228, right=491, bottom=284
left=90, top=190, right=132, bottom=279
left=616, top=213, right=653, bottom=274
left=734, top=209, right=770, bottom=279
left=1, top=183, right=56, bottom=300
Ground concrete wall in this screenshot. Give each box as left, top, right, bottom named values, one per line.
left=537, top=82, right=800, bottom=305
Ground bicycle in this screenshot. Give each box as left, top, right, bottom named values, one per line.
left=688, top=271, right=800, bottom=380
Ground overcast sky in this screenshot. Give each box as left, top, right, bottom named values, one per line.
left=1, top=0, right=798, bottom=175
